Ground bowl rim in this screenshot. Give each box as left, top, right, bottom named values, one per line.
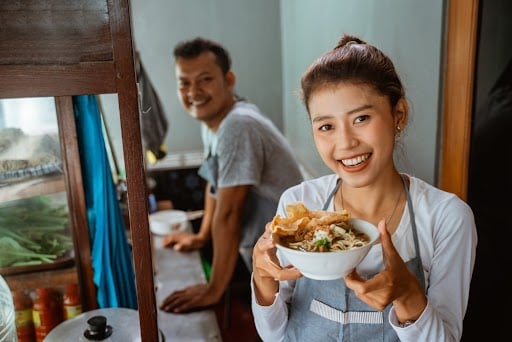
left=149, top=209, right=189, bottom=235
left=149, top=209, right=188, bottom=222
left=273, top=217, right=379, bottom=254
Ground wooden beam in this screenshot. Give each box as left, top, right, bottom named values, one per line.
left=107, top=0, right=160, bottom=340
left=439, top=0, right=479, bottom=200
left=0, top=63, right=117, bottom=98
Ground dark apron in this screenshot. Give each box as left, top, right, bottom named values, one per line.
left=197, top=151, right=274, bottom=271
left=198, top=151, right=218, bottom=195
left=284, top=175, right=425, bottom=341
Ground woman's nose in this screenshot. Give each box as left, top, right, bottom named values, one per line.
left=336, top=127, right=358, bottom=149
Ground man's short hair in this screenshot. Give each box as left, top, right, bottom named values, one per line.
left=173, top=37, right=231, bottom=74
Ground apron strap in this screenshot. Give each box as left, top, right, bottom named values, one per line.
left=322, top=179, right=341, bottom=211
left=401, top=174, right=426, bottom=290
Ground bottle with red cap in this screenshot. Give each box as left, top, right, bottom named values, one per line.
left=63, top=283, right=82, bottom=320
left=12, top=289, right=35, bottom=342
left=32, top=288, right=63, bottom=342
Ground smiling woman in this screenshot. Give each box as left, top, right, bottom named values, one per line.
left=250, top=33, right=477, bottom=342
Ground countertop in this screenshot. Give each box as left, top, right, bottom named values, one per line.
left=153, top=233, right=222, bottom=342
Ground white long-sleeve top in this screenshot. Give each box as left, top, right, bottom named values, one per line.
left=251, top=174, right=477, bottom=341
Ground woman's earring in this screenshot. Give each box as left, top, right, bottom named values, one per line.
left=395, top=125, right=401, bottom=140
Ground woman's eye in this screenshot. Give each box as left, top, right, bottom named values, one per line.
left=354, top=115, right=369, bottom=124
left=318, top=124, right=332, bottom=131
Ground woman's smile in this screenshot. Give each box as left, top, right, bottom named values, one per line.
left=340, top=152, right=372, bottom=167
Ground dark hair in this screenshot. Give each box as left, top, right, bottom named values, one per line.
left=300, top=34, right=405, bottom=113
left=173, top=37, right=232, bottom=74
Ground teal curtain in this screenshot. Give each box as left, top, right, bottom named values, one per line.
left=73, top=95, right=137, bottom=309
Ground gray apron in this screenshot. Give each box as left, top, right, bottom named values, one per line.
left=198, top=152, right=275, bottom=271
left=284, top=175, right=426, bottom=341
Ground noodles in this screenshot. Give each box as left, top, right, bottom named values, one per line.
left=270, top=202, right=370, bottom=252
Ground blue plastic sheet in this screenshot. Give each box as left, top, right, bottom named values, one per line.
left=73, top=95, right=137, bottom=309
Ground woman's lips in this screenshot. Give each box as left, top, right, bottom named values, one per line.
left=340, top=153, right=371, bottom=167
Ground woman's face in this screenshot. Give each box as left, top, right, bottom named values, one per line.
left=308, top=83, right=402, bottom=188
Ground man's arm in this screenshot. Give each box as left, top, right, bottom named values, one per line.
left=207, top=184, right=250, bottom=301
left=161, top=183, right=215, bottom=250
left=159, top=183, right=250, bottom=313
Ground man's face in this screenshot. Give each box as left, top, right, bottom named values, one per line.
left=175, top=51, right=235, bottom=129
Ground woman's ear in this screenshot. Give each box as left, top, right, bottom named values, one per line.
left=394, top=98, right=409, bottom=130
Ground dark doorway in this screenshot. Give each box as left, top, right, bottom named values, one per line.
left=463, top=1, right=512, bottom=340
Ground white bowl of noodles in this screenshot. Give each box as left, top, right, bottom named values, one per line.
left=273, top=217, right=379, bottom=280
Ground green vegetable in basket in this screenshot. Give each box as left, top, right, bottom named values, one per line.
left=0, top=196, right=73, bottom=268
left=0, top=236, right=57, bottom=267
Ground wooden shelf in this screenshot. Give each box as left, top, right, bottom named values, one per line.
left=3, top=265, right=78, bottom=291
left=0, top=174, right=65, bottom=203
left=0, top=1, right=159, bottom=339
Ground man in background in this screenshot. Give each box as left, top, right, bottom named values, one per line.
left=159, top=37, right=303, bottom=313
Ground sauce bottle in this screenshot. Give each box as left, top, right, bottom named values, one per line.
left=12, top=290, right=35, bottom=342
left=32, top=288, right=62, bottom=342
left=63, top=283, right=82, bottom=320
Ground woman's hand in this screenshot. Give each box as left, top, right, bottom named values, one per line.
left=344, top=219, right=427, bottom=321
left=161, top=231, right=205, bottom=251
left=252, top=223, right=302, bottom=306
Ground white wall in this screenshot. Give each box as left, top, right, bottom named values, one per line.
left=103, top=0, right=444, bottom=185
left=101, top=0, right=282, bottom=171
left=280, top=0, right=444, bottom=184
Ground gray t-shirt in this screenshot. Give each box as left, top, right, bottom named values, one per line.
left=200, top=101, right=304, bottom=269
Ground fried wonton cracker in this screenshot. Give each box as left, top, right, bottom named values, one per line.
left=270, top=201, right=349, bottom=237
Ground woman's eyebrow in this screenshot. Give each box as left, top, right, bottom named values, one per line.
left=311, top=104, right=373, bottom=123
left=346, top=104, right=372, bottom=115
left=311, top=114, right=332, bottom=123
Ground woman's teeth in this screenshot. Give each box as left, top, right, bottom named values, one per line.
left=341, top=153, right=370, bottom=166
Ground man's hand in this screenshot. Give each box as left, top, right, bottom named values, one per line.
left=161, top=232, right=205, bottom=251
left=159, top=284, right=219, bottom=313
